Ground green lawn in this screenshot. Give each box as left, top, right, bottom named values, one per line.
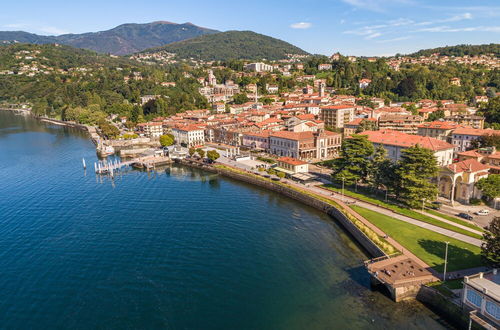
left=425, top=209, right=485, bottom=233
left=323, top=185, right=483, bottom=240
left=351, top=205, right=483, bottom=273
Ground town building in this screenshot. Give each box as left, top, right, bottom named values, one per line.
left=344, top=118, right=378, bottom=136
left=320, top=105, right=355, bottom=129
left=276, top=157, right=309, bottom=174
left=359, top=79, right=371, bottom=89
left=269, top=130, right=341, bottom=161
left=378, top=114, right=423, bottom=134
left=457, top=147, right=500, bottom=174
left=241, top=131, right=270, bottom=151
left=462, top=270, right=500, bottom=328
left=417, top=121, right=462, bottom=142
left=136, top=122, right=163, bottom=138
left=361, top=130, right=455, bottom=166
left=244, top=62, right=273, bottom=72
left=451, top=128, right=500, bottom=152
left=445, top=114, right=485, bottom=129
left=172, top=125, right=205, bottom=147
left=438, top=158, right=490, bottom=204
left=318, top=64, right=332, bottom=71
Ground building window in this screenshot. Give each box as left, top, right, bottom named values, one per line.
left=466, top=289, right=482, bottom=308
left=485, top=301, right=500, bottom=320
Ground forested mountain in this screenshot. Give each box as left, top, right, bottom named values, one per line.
left=409, top=44, right=500, bottom=58
left=0, top=44, right=209, bottom=122
left=147, top=31, right=310, bottom=61
left=0, top=21, right=219, bottom=55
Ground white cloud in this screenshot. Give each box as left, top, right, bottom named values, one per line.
left=290, top=22, right=312, bottom=29
left=38, top=26, right=69, bottom=35
left=376, top=36, right=412, bottom=43
left=2, top=23, right=29, bottom=29
left=341, top=0, right=413, bottom=12
left=418, top=25, right=500, bottom=33
left=365, top=32, right=382, bottom=39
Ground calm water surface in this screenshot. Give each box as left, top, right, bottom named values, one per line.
left=0, top=111, right=449, bottom=329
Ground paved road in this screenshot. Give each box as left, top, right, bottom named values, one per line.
left=305, top=184, right=483, bottom=247
left=414, top=210, right=483, bottom=236
left=438, top=203, right=499, bottom=229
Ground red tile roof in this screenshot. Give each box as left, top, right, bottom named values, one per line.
left=452, top=128, right=500, bottom=136
left=278, top=157, right=308, bottom=166
left=446, top=159, right=490, bottom=174
left=361, top=130, right=454, bottom=151
left=417, top=121, right=462, bottom=130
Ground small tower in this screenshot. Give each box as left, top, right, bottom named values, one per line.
left=319, top=82, right=325, bottom=97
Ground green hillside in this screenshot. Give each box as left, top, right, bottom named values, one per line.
left=150, top=30, right=309, bottom=61
left=410, top=43, right=500, bottom=58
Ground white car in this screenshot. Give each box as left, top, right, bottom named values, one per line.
left=475, top=209, right=490, bottom=216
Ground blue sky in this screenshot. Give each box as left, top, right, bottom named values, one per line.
left=1, top=0, right=499, bottom=56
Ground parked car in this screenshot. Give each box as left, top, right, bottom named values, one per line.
left=475, top=209, right=490, bottom=216
left=457, top=213, right=474, bottom=220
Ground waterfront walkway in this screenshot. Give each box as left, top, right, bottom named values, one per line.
left=309, top=184, right=483, bottom=247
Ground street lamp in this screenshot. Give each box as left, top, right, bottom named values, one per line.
left=443, top=241, right=450, bottom=281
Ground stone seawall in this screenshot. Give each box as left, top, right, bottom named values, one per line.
left=417, top=286, right=482, bottom=330
left=179, top=160, right=386, bottom=258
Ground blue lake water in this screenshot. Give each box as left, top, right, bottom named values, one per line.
left=0, top=111, right=448, bottom=329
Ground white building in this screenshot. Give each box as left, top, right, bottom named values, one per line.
left=137, top=122, right=163, bottom=138
left=320, top=105, right=355, bottom=129
left=462, top=270, right=500, bottom=328
left=451, top=127, right=500, bottom=152
left=172, top=125, right=205, bottom=147
left=244, top=62, right=273, bottom=72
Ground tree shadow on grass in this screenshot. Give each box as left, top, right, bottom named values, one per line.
left=418, top=239, right=482, bottom=273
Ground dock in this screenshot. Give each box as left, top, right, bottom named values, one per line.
left=94, top=156, right=172, bottom=175
left=365, top=254, right=437, bottom=302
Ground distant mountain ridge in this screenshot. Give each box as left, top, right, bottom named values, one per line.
left=146, top=31, right=310, bottom=61
left=408, top=43, right=500, bottom=58
left=0, top=21, right=219, bottom=55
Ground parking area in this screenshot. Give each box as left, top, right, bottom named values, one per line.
left=438, top=201, right=499, bottom=228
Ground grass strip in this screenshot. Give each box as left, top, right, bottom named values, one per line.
left=323, top=185, right=483, bottom=240
left=351, top=205, right=483, bottom=273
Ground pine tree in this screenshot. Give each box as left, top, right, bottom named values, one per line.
left=332, top=135, right=374, bottom=186
left=395, top=145, right=439, bottom=208
left=481, top=217, right=500, bottom=268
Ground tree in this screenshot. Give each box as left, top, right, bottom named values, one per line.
left=470, top=134, right=500, bottom=150
left=426, top=110, right=445, bottom=122
left=196, top=148, right=205, bottom=158
left=277, top=171, right=286, bottom=178
left=395, top=78, right=417, bottom=98
left=159, top=134, right=174, bottom=147
left=98, top=120, right=120, bottom=139
left=188, top=147, right=196, bottom=157
left=476, top=175, right=500, bottom=201
left=207, top=150, right=220, bottom=162
left=369, top=146, right=393, bottom=191
left=481, top=216, right=500, bottom=268
left=395, top=145, right=439, bottom=208
left=332, top=135, right=375, bottom=186
left=356, top=119, right=377, bottom=133
left=233, top=93, right=249, bottom=104
left=479, top=96, right=500, bottom=126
